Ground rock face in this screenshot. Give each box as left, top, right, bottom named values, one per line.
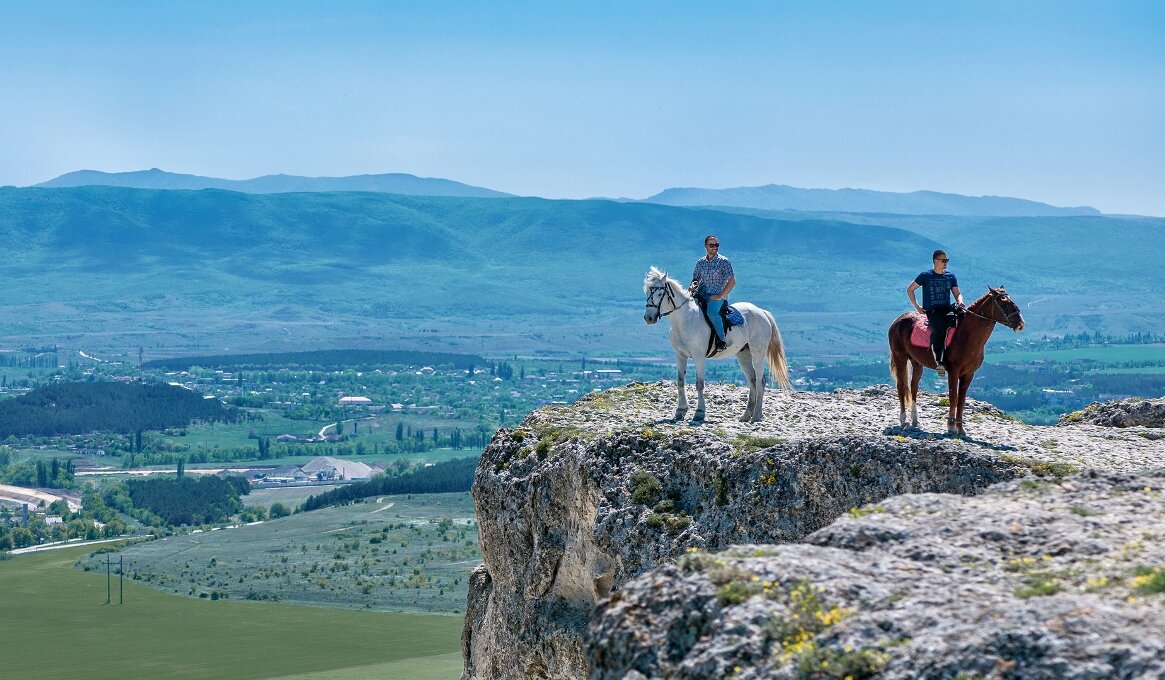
left=1059, top=397, right=1165, bottom=429
left=461, top=382, right=1165, bottom=679
left=588, top=469, right=1165, bottom=679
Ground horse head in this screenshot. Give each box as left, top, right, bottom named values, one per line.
left=643, top=267, right=673, bottom=325
left=986, top=286, right=1025, bottom=331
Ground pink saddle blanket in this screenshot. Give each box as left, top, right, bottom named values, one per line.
left=910, top=314, right=956, bottom=349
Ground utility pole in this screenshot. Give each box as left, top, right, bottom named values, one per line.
left=119, top=555, right=124, bottom=605
left=105, top=554, right=112, bottom=605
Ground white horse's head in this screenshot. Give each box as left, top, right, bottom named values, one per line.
left=643, top=266, right=674, bottom=325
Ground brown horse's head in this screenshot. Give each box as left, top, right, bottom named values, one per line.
left=985, top=286, right=1025, bottom=331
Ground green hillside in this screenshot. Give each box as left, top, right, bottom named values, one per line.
left=0, top=186, right=1160, bottom=357
left=0, top=382, right=241, bottom=436
left=0, top=545, right=462, bottom=680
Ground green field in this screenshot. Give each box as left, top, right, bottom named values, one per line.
left=80, top=492, right=479, bottom=614
left=989, top=344, right=1165, bottom=364
left=0, top=545, right=463, bottom=680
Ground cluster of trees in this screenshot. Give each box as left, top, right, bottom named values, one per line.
left=0, top=351, right=58, bottom=368
left=125, top=475, right=250, bottom=526
left=391, top=423, right=491, bottom=450
left=300, top=457, right=477, bottom=512
left=0, top=382, right=243, bottom=437
left=0, top=449, right=74, bottom=489
left=0, top=486, right=131, bottom=551
left=145, top=349, right=486, bottom=371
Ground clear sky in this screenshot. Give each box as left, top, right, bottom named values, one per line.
left=1, top=1, right=1162, bottom=214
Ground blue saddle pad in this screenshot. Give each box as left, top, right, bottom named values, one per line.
left=725, top=306, right=744, bottom=327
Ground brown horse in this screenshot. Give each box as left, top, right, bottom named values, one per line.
left=889, top=286, right=1025, bottom=434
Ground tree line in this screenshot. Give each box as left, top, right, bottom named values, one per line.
left=125, top=475, right=250, bottom=526
left=144, top=349, right=486, bottom=371
left=0, top=382, right=242, bottom=437
left=300, top=457, right=477, bottom=512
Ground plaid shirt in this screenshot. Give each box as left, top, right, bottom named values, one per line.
left=692, top=254, right=734, bottom=297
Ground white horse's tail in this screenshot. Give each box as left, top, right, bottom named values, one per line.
left=762, top=309, right=793, bottom=392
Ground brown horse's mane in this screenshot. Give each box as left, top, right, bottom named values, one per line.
left=967, top=287, right=1004, bottom=311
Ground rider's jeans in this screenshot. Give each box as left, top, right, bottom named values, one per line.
left=703, top=297, right=727, bottom=340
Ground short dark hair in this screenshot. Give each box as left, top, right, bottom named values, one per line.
left=704, top=235, right=718, bottom=246
left=932, top=249, right=948, bottom=260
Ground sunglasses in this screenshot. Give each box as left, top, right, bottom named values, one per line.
left=707, top=243, right=720, bottom=248
left=936, top=258, right=949, bottom=262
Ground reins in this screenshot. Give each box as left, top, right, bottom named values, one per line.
left=962, top=292, right=1022, bottom=328
left=646, top=282, right=693, bottom=317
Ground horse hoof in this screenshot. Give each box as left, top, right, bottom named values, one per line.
left=739, top=414, right=751, bottom=422
left=693, top=411, right=706, bottom=421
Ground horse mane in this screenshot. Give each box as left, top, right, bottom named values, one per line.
left=643, top=266, right=680, bottom=295
left=968, top=286, right=1006, bottom=311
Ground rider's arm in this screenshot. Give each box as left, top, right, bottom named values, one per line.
left=907, top=281, right=923, bottom=313
left=713, top=276, right=735, bottom=301
left=952, top=286, right=964, bottom=306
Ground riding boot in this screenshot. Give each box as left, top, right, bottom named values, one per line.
left=932, top=347, right=946, bottom=376
left=715, top=337, right=727, bottom=352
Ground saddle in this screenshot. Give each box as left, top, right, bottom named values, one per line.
left=909, top=312, right=957, bottom=349
left=696, top=299, right=743, bottom=356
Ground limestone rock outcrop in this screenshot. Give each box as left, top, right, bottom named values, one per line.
left=461, top=382, right=1165, bottom=679
left=588, top=469, right=1165, bottom=679
left=1059, top=396, right=1165, bottom=429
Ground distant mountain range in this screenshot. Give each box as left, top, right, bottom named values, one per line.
left=36, top=168, right=512, bottom=198
left=0, top=185, right=1158, bottom=356
left=33, top=169, right=1107, bottom=217
left=640, top=184, right=1100, bottom=217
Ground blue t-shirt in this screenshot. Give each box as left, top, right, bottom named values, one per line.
left=914, top=270, right=958, bottom=310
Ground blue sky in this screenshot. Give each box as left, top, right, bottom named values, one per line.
left=2, top=1, right=1162, bottom=214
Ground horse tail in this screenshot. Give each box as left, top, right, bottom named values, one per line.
left=889, top=325, right=912, bottom=411
left=762, top=309, right=794, bottom=392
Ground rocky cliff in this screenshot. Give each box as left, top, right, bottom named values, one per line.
left=588, top=469, right=1165, bottom=679
left=461, top=382, right=1165, bottom=679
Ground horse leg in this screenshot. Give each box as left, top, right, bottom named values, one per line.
left=750, top=345, right=767, bottom=422
left=693, top=356, right=707, bottom=420
left=955, top=373, right=974, bottom=436
left=909, top=360, right=923, bottom=428
left=674, top=352, right=689, bottom=420
left=736, top=346, right=756, bottom=421
left=946, top=372, right=960, bottom=435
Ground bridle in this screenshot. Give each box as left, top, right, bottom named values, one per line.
left=645, top=282, right=690, bottom=317
left=963, top=291, right=1022, bottom=329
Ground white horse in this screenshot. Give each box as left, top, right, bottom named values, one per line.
left=643, top=267, right=793, bottom=422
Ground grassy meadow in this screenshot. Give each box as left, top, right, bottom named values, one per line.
left=0, top=545, right=463, bottom=680
left=79, top=492, right=479, bottom=615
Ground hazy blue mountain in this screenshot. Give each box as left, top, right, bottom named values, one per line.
left=0, top=187, right=1157, bottom=356
left=641, top=184, right=1100, bottom=217
left=34, top=168, right=512, bottom=198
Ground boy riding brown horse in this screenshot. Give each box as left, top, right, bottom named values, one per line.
left=890, top=276, right=1025, bottom=435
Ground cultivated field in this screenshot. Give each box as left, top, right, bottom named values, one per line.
left=80, top=492, right=479, bottom=614
left=0, top=545, right=463, bottom=680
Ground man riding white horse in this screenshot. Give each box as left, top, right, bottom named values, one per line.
left=688, top=234, right=735, bottom=353
left=644, top=267, right=792, bottom=422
